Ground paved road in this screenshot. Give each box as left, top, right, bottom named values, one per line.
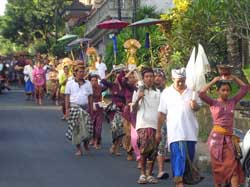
left=0, top=88, right=214, bottom=187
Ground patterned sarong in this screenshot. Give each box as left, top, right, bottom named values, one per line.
left=137, top=128, right=157, bottom=161
left=66, top=106, right=93, bottom=145
left=111, top=111, right=124, bottom=143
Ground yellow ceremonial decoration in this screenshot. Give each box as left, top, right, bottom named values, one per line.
left=124, top=39, right=141, bottom=70
left=86, top=47, right=98, bottom=71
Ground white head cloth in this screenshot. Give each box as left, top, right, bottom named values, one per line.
left=171, top=68, right=186, bottom=79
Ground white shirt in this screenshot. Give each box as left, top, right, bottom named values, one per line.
left=65, top=79, right=93, bottom=106
left=23, top=65, right=33, bottom=82
left=43, top=65, right=50, bottom=81
left=158, top=85, right=199, bottom=146
left=95, top=62, right=107, bottom=79
left=132, top=88, right=161, bottom=130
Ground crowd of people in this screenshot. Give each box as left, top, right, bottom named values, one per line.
left=1, top=52, right=249, bottom=187
left=60, top=54, right=249, bottom=187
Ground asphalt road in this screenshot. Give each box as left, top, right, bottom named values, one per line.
left=0, top=88, right=214, bottom=187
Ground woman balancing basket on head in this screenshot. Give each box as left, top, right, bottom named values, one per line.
left=199, top=65, right=249, bottom=187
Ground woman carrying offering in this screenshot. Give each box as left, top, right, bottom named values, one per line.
left=199, top=75, right=248, bottom=187
left=101, top=70, right=126, bottom=156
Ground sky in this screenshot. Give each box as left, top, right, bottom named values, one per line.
left=0, top=0, right=7, bottom=16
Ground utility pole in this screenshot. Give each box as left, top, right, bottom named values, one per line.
left=132, top=0, right=137, bottom=38
left=117, top=0, right=122, bottom=20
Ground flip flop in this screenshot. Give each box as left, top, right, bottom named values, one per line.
left=137, top=175, right=147, bottom=184
left=157, top=171, right=169, bottom=179
left=146, top=176, right=158, bottom=184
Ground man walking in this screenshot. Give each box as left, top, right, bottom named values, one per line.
left=156, top=68, right=200, bottom=187
left=132, top=67, right=161, bottom=184
left=65, top=65, right=93, bottom=156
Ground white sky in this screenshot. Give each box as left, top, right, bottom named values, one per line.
left=0, top=0, right=7, bottom=16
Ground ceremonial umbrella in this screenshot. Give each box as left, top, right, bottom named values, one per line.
left=57, top=34, right=78, bottom=60
left=129, top=18, right=167, bottom=27
left=57, top=34, right=78, bottom=42
left=67, top=38, right=91, bottom=47
left=129, top=18, right=168, bottom=67
left=67, top=38, right=91, bottom=62
left=97, top=19, right=129, bottom=64
left=97, top=19, right=129, bottom=30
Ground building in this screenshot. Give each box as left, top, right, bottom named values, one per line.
left=65, top=0, right=173, bottom=55
left=140, top=0, right=174, bottom=13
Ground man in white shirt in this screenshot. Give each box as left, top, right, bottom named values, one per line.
left=95, top=54, right=107, bottom=79
left=65, top=65, right=93, bottom=156
left=132, top=67, right=161, bottom=184
left=23, top=59, right=34, bottom=100
left=156, top=68, right=200, bottom=187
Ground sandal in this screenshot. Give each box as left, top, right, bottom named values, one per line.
left=137, top=174, right=147, bottom=184
left=147, top=176, right=158, bottom=184
left=157, top=171, right=169, bottom=179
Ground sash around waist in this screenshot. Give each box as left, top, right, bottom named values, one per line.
left=70, top=103, right=88, bottom=109
left=212, top=125, right=232, bottom=136
left=212, top=125, right=240, bottom=143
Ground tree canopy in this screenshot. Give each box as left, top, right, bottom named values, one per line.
left=0, top=0, right=70, bottom=55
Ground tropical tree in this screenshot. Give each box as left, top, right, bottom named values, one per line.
left=161, top=0, right=250, bottom=78
left=0, top=0, right=70, bottom=54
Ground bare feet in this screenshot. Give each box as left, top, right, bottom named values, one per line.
left=109, top=145, right=115, bottom=154
left=38, top=98, right=42, bottom=105
left=75, top=150, right=82, bottom=156
left=95, top=144, right=101, bottom=150
left=127, top=154, right=134, bottom=161
left=83, top=142, right=89, bottom=151
left=137, top=161, right=142, bottom=169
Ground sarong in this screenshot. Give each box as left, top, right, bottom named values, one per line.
left=211, top=143, right=245, bottom=185
left=92, top=108, right=104, bottom=143
left=158, top=124, right=167, bottom=156
left=137, top=128, right=157, bottom=161
left=170, top=141, right=196, bottom=181
left=66, top=106, right=93, bottom=145
left=111, top=111, right=124, bottom=142
left=210, top=125, right=245, bottom=185
left=24, top=79, right=34, bottom=93
left=131, top=125, right=140, bottom=161
left=122, top=119, right=133, bottom=153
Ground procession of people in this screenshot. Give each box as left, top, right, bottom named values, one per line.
left=0, top=50, right=250, bottom=187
